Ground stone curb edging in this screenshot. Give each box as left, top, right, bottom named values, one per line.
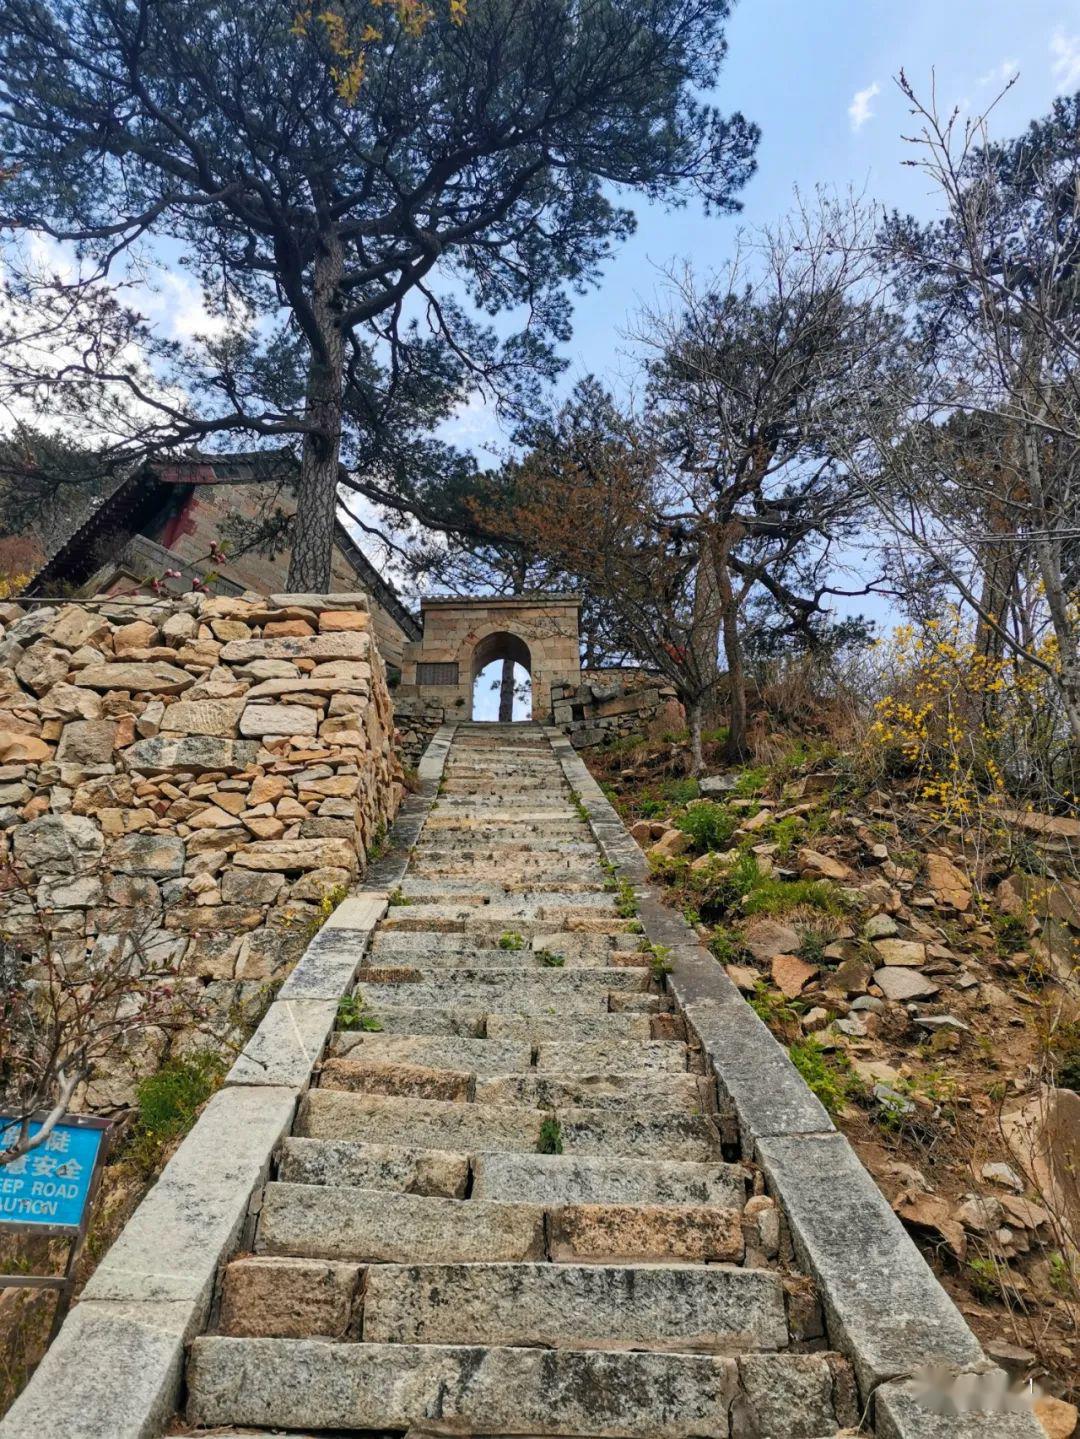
left=0, top=725, right=458, bottom=1439
left=544, top=728, right=1044, bottom=1439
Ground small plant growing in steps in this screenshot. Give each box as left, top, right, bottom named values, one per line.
left=388, top=887, right=410, bottom=906
left=639, top=940, right=673, bottom=980
left=786, top=1037, right=859, bottom=1117
left=538, top=1116, right=563, bottom=1154
left=336, top=993, right=383, bottom=1032
left=498, top=931, right=525, bottom=951
left=537, top=949, right=566, bottom=967
left=615, top=878, right=638, bottom=918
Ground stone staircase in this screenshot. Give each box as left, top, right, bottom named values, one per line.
left=180, top=723, right=860, bottom=1438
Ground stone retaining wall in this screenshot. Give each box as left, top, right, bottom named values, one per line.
left=551, top=672, right=683, bottom=749
left=0, top=590, right=401, bottom=1105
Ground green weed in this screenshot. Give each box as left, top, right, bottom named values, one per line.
left=675, top=801, right=739, bottom=853
left=733, top=765, right=770, bottom=798
left=538, top=1117, right=564, bottom=1154
left=128, top=1050, right=226, bottom=1172
left=742, top=877, right=847, bottom=917
left=499, top=931, right=525, bottom=951
left=615, top=879, right=639, bottom=918
left=537, top=949, right=566, bottom=968
left=336, top=993, right=384, bottom=1032
left=787, top=1037, right=859, bottom=1117
left=388, top=888, right=410, bottom=906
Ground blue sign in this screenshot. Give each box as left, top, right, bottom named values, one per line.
left=0, top=1117, right=105, bottom=1230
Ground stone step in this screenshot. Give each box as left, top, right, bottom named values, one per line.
left=317, top=1062, right=707, bottom=1114
left=412, top=841, right=599, bottom=856
left=469, top=1071, right=706, bottom=1114
left=379, top=896, right=621, bottom=929
left=363, top=946, right=638, bottom=971
left=484, top=1012, right=655, bottom=1042
left=351, top=1004, right=488, bottom=1036
left=259, top=1183, right=744, bottom=1266
left=186, top=1338, right=854, bottom=1437
left=369, top=930, right=625, bottom=958
left=279, top=1136, right=470, bottom=1197
left=256, top=1184, right=546, bottom=1264
left=329, top=1033, right=532, bottom=1072
left=362, top=1261, right=788, bottom=1353
left=535, top=1039, right=688, bottom=1074
left=470, top=1152, right=746, bottom=1208
left=399, top=879, right=610, bottom=901
left=354, top=971, right=650, bottom=1019
left=298, top=1091, right=722, bottom=1161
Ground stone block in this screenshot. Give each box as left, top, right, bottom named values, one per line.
left=220, top=633, right=369, bottom=663
left=13, top=812, right=103, bottom=874
left=160, top=698, right=246, bottom=736
left=186, top=1338, right=738, bottom=1436
left=219, top=1256, right=359, bottom=1339
left=81, top=1084, right=296, bottom=1311
left=470, top=1152, right=745, bottom=1208
left=256, top=1183, right=546, bottom=1263
left=873, top=1378, right=1045, bottom=1438
left=0, top=1300, right=187, bottom=1439
left=76, top=662, right=194, bottom=693
left=109, top=832, right=186, bottom=877
left=233, top=838, right=356, bottom=872
left=363, top=1261, right=787, bottom=1352
left=755, top=1131, right=983, bottom=1395
left=226, top=998, right=339, bottom=1088
left=278, top=1137, right=470, bottom=1198
left=547, top=1202, right=743, bottom=1263
left=123, top=735, right=260, bottom=773
left=239, top=704, right=319, bottom=737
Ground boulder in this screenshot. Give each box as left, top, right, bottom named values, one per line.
left=39, top=683, right=103, bottom=720
left=873, top=967, right=940, bottom=1001
left=647, top=829, right=691, bottom=859
left=797, top=848, right=851, bottom=882
left=15, top=642, right=70, bottom=696
left=872, top=938, right=926, bottom=967
left=112, top=620, right=159, bottom=654
left=50, top=606, right=110, bottom=650
left=0, top=731, right=52, bottom=762
left=77, top=662, right=195, bottom=694
left=925, top=852, right=972, bottom=910
left=771, top=953, right=818, bottom=998
left=742, top=918, right=800, bottom=963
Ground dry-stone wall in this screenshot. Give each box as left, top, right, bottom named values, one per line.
left=552, top=670, right=683, bottom=749
left=0, top=590, right=401, bottom=1103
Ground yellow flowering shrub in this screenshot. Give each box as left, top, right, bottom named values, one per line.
left=866, top=609, right=1064, bottom=821
left=0, top=573, right=30, bottom=601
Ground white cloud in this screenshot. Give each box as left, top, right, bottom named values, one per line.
left=1051, top=28, right=1080, bottom=93
left=977, top=58, right=1018, bottom=88
left=848, top=82, right=880, bottom=133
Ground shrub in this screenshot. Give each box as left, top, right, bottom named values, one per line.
left=661, top=777, right=700, bottom=805
left=498, top=931, right=525, bottom=951
left=675, top=801, right=739, bottom=853
left=129, top=1050, right=226, bottom=1170
left=742, top=877, right=847, bottom=917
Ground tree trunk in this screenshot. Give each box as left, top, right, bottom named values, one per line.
left=715, top=539, right=749, bottom=762
left=498, top=657, right=515, bottom=722
left=687, top=696, right=704, bottom=776
left=691, top=551, right=722, bottom=721
left=287, top=234, right=345, bottom=593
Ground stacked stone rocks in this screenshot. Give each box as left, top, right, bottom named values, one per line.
left=183, top=723, right=859, bottom=1438
left=0, top=591, right=400, bottom=1099
left=551, top=673, right=682, bottom=749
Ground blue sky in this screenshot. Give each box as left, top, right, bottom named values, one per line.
left=468, top=0, right=1080, bottom=716
left=449, top=0, right=1080, bottom=461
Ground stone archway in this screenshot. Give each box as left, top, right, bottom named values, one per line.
left=469, top=630, right=533, bottom=721
left=397, top=593, right=582, bottom=725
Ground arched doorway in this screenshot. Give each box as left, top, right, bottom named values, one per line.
left=470, top=631, right=533, bottom=721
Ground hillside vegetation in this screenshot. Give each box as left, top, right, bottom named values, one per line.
left=584, top=664, right=1080, bottom=1418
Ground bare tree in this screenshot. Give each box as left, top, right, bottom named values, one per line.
left=630, top=199, right=898, bottom=757
left=852, top=80, right=1080, bottom=757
